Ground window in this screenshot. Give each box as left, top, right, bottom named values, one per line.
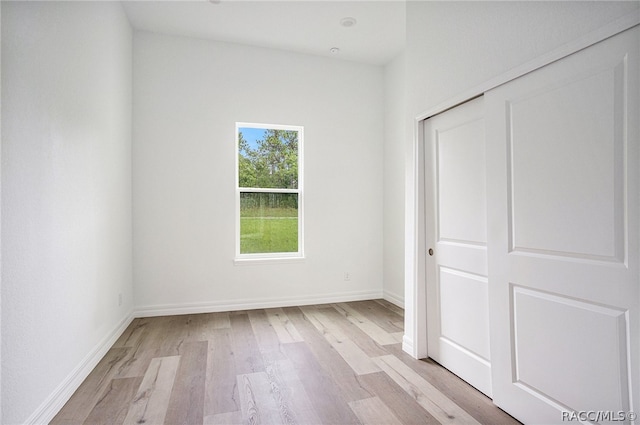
left=236, top=123, right=303, bottom=261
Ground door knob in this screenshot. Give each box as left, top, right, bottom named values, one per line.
left=428, top=248, right=434, bottom=256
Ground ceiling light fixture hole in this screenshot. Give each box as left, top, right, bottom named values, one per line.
left=340, top=17, right=357, bottom=28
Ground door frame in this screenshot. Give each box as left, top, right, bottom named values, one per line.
left=403, top=13, right=640, bottom=360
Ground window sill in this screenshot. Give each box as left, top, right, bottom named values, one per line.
left=234, top=256, right=306, bottom=266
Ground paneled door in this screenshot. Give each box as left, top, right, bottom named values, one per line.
left=486, top=26, right=639, bottom=423
left=425, top=97, right=492, bottom=397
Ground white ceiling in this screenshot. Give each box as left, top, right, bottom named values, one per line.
left=122, top=1, right=406, bottom=65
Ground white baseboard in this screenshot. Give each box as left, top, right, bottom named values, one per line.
left=383, top=290, right=404, bottom=308
left=25, top=310, right=135, bottom=425
left=27, top=290, right=384, bottom=423
left=134, top=290, right=384, bottom=317
left=402, top=334, right=416, bottom=359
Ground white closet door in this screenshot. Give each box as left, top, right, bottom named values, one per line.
left=486, top=26, right=639, bottom=424
left=425, top=97, right=492, bottom=397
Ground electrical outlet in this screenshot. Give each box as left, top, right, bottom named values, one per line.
left=118, top=293, right=123, bottom=307
left=344, top=272, right=351, bottom=281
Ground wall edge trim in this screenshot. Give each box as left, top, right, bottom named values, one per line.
left=402, top=335, right=416, bottom=358
left=24, top=310, right=135, bottom=425
left=383, top=290, right=404, bottom=308
left=133, top=290, right=384, bottom=317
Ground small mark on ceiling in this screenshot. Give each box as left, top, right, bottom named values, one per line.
left=340, top=17, right=357, bottom=28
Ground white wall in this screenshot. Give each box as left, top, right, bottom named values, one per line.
left=133, top=32, right=384, bottom=313
left=1, top=2, right=133, bottom=423
left=383, top=53, right=406, bottom=306
left=407, top=1, right=639, bottom=117
left=402, top=1, right=640, bottom=358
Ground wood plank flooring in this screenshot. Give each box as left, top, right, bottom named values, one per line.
left=51, top=300, right=520, bottom=425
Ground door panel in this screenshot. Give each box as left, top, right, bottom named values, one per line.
left=512, top=286, right=629, bottom=412
left=439, top=268, right=490, bottom=360
left=486, top=26, right=639, bottom=423
left=437, top=116, right=487, bottom=245
left=426, top=97, right=491, bottom=397
left=508, top=62, right=624, bottom=261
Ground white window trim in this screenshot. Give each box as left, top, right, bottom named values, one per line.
left=235, top=122, right=304, bottom=263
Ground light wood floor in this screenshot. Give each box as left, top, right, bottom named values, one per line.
left=51, top=300, right=520, bottom=425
